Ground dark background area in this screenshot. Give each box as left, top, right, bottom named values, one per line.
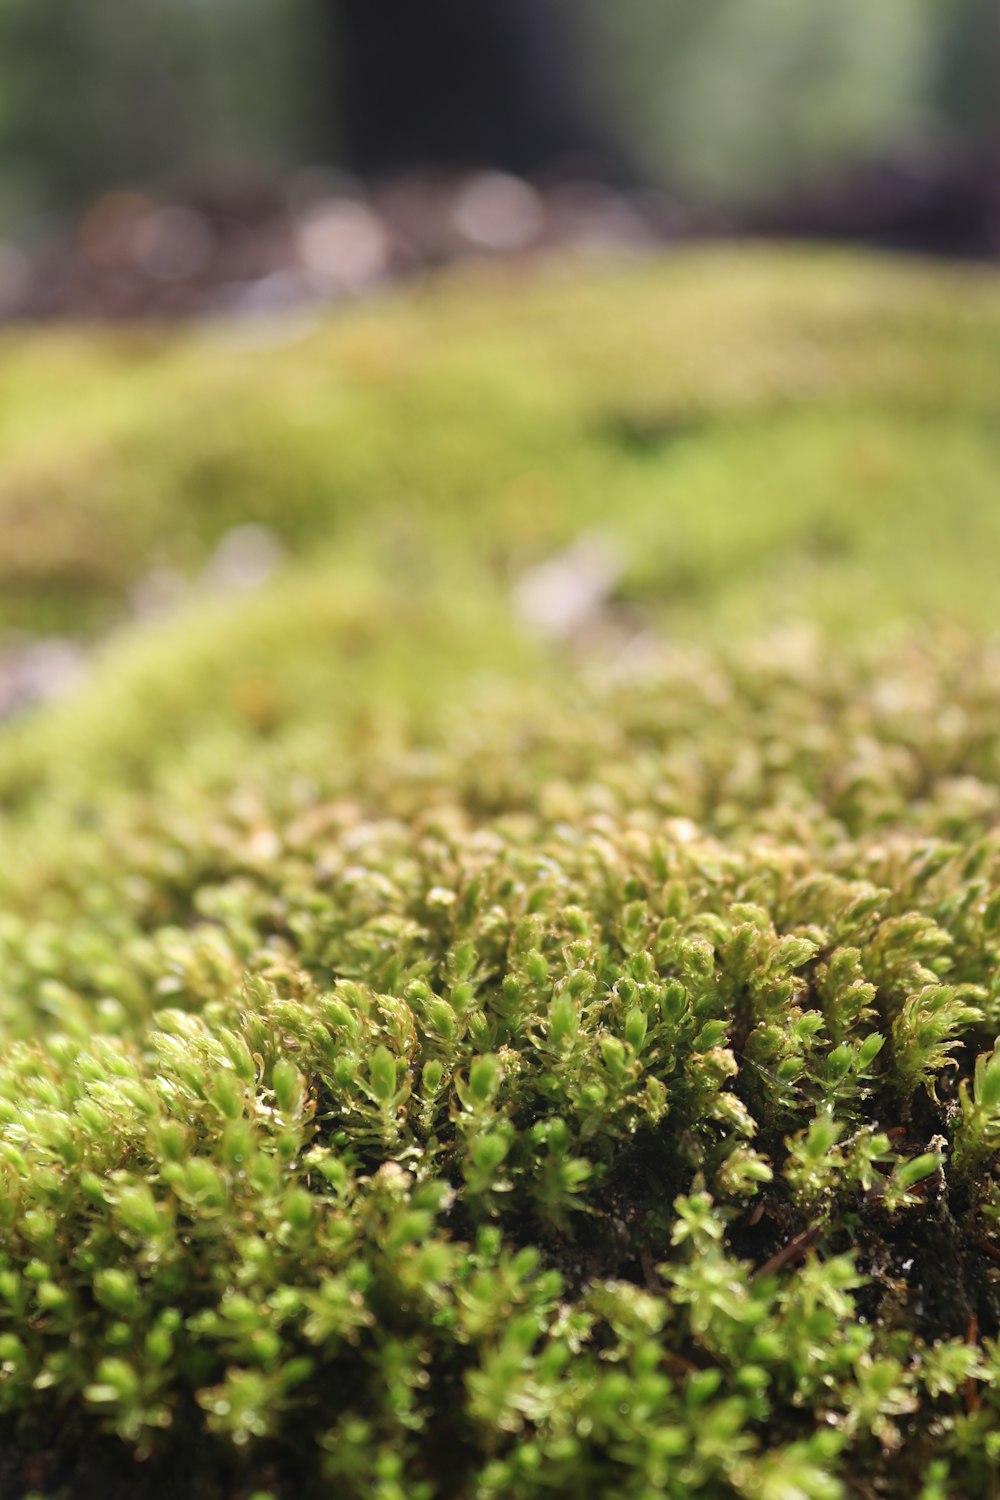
left=0, top=0, right=996, bottom=259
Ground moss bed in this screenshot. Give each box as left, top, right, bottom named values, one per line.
left=1, top=252, right=1000, bottom=1498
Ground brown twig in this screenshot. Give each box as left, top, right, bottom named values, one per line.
left=638, top=1242, right=663, bottom=1294
left=754, top=1226, right=821, bottom=1280
left=966, top=1314, right=981, bottom=1415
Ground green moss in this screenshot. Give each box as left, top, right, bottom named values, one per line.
left=0, top=251, right=1000, bottom=1497
left=0, top=250, right=998, bottom=636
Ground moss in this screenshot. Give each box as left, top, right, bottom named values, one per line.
left=0, top=251, right=999, bottom=1497
left=0, top=250, right=998, bottom=637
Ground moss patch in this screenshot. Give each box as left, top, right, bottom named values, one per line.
left=0, top=252, right=999, bottom=1498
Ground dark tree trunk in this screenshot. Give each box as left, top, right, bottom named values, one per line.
left=333, top=0, right=625, bottom=180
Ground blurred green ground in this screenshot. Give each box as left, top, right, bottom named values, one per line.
left=4, top=251, right=1000, bottom=628
left=0, top=247, right=998, bottom=803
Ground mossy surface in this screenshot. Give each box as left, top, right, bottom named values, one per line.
left=2, top=251, right=999, bottom=640
left=1, top=252, right=1000, bottom=1498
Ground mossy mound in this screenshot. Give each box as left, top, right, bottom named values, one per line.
left=1, top=253, right=1000, bottom=1498
left=2, top=250, right=999, bottom=641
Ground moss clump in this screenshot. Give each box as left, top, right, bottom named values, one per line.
left=0, top=253, right=999, bottom=1497
left=1, top=634, right=1000, bottom=1497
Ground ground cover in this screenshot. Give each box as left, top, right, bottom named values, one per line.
left=0, top=250, right=999, bottom=1497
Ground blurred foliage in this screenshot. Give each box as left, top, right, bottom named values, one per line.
left=592, top=0, right=942, bottom=202
left=0, top=0, right=992, bottom=228
left=0, top=0, right=314, bottom=227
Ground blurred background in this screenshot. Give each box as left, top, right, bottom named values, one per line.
left=0, top=0, right=998, bottom=746
left=0, top=0, right=996, bottom=320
